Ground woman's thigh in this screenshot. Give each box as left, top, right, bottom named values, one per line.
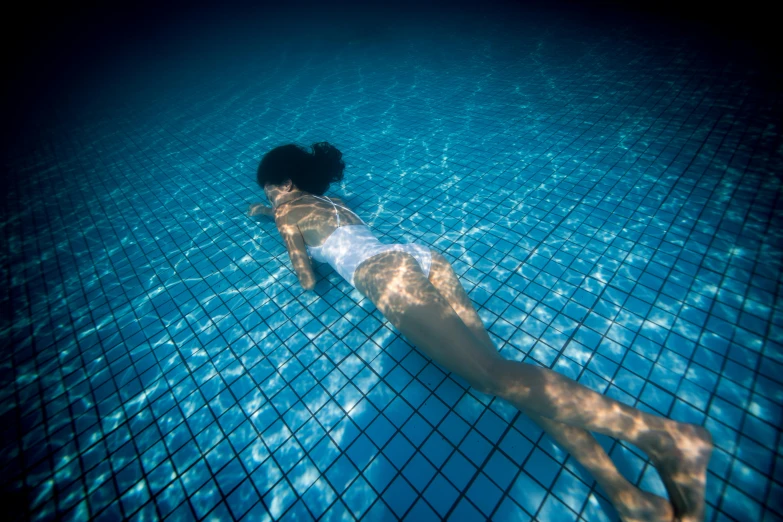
left=354, top=251, right=502, bottom=393
left=427, top=251, right=494, bottom=346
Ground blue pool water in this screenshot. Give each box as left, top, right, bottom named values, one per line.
left=2, top=3, right=781, bottom=521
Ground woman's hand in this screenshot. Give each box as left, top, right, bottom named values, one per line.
left=248, top=203, right=274, bottom=218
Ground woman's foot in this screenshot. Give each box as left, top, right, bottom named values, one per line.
left=639, top=423, right=713, bottom=522
left=612, top=488, right=675, bottom=522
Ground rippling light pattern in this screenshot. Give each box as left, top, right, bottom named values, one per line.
left=2, top=5, right=781, bottom=522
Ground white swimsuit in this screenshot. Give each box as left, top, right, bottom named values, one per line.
left=305, top=195, right=432, bottom=288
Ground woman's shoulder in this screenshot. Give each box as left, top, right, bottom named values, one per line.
left=309, top=193, right=347, bottom=206
left=283, top=193, right=337, bottom=209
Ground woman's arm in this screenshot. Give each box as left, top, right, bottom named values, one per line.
left=274, top=214, right=316, bottom=291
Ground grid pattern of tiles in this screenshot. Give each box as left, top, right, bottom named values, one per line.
left=3, top=11, right=782, bottom=522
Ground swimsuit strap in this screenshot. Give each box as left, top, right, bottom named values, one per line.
left=310, top=195, right=364, bottom=226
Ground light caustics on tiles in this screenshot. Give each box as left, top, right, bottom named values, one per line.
left=2, top=12, right=781, bottom=522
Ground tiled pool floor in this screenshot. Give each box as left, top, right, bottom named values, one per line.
left=2, top=6, right=782, bottom=522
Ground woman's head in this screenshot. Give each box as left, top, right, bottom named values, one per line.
left=257, top=142, right=345, bottom=198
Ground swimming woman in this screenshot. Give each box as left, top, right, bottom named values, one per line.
left=248, top=142, right=713, bottom=522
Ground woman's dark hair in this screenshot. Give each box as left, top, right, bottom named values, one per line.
left=257, top=142, right=345, bottom=195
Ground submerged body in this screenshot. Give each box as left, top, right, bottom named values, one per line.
left=252, top=142, right=713, bottom=522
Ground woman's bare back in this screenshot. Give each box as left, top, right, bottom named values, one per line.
left=275, top=194, right=365, bottom=248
